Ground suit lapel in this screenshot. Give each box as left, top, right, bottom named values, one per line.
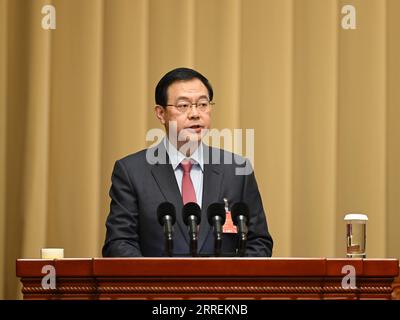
left=198, top=146, right=223, bottom=252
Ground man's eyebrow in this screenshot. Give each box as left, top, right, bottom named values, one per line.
left=175, top=95, right=209, bottom=101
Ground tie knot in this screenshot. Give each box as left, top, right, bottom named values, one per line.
left=180, top=160, right=193, bottom=173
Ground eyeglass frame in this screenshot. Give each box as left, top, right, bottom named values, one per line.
left=165, top=99, right=215, bottom=113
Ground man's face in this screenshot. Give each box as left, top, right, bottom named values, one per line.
left=155, top=78, right=212, bottom=146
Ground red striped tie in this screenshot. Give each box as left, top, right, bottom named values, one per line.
left=180, top=160, right=197, bottom=204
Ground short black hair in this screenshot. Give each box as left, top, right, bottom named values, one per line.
left=155, top=67, right=213, bottom=107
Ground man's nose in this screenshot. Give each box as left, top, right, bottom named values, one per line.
left=187, top=105, right=200, bottom=118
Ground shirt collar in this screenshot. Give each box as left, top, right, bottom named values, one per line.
left=163, top=137, right=204, bottom=171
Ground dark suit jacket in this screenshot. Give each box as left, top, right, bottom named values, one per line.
left=102, top=142, right=273, bottom=257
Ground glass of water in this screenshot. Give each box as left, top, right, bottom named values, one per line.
left=344, top=213, right=368, bottom=258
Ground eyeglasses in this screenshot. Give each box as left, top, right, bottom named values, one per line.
left=166, top=100, right=215, bottom=113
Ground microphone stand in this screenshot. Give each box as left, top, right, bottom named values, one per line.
left=237, top=216, right=248, bottom=257
left=213, top=216, right=223, bottom=257
left=189, top=216, right=198, bottom=257
left=163, top=215, right=174, bottom=257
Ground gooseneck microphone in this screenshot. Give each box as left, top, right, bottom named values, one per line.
left=182, top=202, right=201, bottom=257
left=157, top=202, right=176, bottom=257
left=207, top=203, right=226, bottom=257
left=231, top=202, right=250, bottom=257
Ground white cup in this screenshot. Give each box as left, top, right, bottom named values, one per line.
left=344, top=213, right=368, bottom=258
left=40, top=248, right=64, bottom=259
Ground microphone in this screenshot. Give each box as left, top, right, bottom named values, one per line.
left=182, top=202, right=201, bottom=257
left=207, top=203, right=226, bottom=257
left=157, top=202, right=176, bottom=257
left=231, top=202, right=250, bottom=257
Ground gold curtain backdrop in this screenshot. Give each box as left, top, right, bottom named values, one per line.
left=0, top=0, right=399, bottom=299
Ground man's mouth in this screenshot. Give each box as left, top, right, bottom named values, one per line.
left=187, top=125, right=203, bottom=129
left=185, top=125, right=205, bottom=134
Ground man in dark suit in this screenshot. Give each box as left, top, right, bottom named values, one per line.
left=102, top=67, right=273, bottom=257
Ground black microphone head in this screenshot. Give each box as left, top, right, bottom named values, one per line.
left=182, top=202, right=201, bottom=225
left=207, top=203, right=226, bottom=225
left=157, top=202, right=176, bottom=225
left=231, top=202, right=250, bottom=226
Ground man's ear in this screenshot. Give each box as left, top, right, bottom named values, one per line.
left=154, top=105, right=166, bottom=125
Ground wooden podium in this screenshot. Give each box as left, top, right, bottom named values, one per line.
left=16, top=258, right=399, bottom=300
